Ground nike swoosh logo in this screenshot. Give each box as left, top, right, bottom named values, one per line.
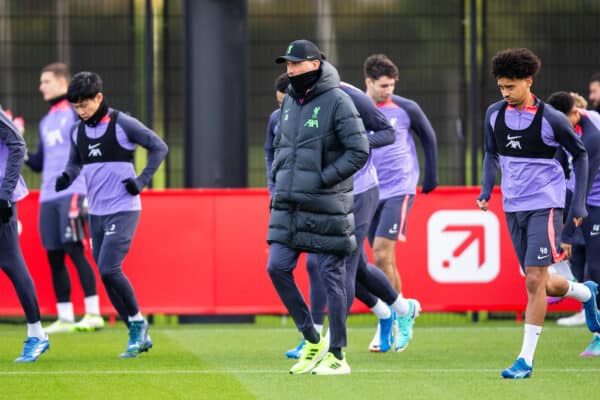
left=507, top=135, right=522, bottom=140
left=537, top=254, right=550, bottom=260
left=591, top=232, right=600, bottom=236
left=88, top=143, right=101, bottom=150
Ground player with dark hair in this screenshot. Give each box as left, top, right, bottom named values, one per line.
left=274, top=73, right=289, bottom=106
left=555, top=92, right=590, bottom=327
left=26, top=62, right=103, bottom=333
left=477, top=48, right=599, bottom=379
left=56, top=71, right=168, bottom=358
left=265, top=73, right=289, bottom=195
left=0, top=106, right=49, bottom=362
left=547, top=91, right=600, bottom=357
left=363, top=53, right=438, bottom=352
left=588, top=73, right=600, bottom=112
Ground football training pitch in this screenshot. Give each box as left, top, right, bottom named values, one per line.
left=0, top=316, right=598, bottom=399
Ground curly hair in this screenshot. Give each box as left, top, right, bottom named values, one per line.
left=363, top=54, right=399, bottom=80
left=491, top=48, right=541, bottom=79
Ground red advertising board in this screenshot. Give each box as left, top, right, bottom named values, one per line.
left=0, top=187, right=578, bottom=317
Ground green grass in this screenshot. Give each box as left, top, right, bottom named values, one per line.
left=0, top=316, right=598, bottom=399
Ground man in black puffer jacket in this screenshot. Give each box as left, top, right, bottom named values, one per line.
left=267, top=39, right=369, bottom=375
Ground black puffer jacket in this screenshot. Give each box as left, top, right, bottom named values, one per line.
left=267, top=61, right=369, bottom=256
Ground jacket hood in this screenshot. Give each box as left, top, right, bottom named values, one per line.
left=288, top=60, right=340, bottom=101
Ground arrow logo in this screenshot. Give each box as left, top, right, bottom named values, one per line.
left=428, top=210, right=499, bottom=283
left=442, top=225, right=485, bottom=268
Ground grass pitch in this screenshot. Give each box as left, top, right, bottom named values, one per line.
left=0, top=315, right=598, bottom=399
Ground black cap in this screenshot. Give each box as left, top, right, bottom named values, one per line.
left=275, top=40, right=322, bottom=64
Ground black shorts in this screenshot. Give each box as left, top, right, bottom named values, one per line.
left=505, top=208, right=563, bottom=269
left=368, top=194, right=415, bottom=244
left=39, top=194, right=87, bottom=250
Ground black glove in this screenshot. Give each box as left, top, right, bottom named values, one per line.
left=0, top=199, right=13, bottom=224
left=55, top=172, right=71, bottom=192
left=122, top=178, right=141, bottom=195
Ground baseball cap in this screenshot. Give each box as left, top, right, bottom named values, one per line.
left=275, top=39, right=322, bottom=64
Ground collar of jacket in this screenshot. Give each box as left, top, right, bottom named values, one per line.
left=288, top=61, right=340, bottom=102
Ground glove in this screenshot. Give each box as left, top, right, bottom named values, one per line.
left=0, top=199, right=13, bottom=224
left=122, top=177, right=142, bottom=195
left=55, top=172, right=71, bottom=192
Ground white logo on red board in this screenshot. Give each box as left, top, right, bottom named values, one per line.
left=427, top=210, right=500, bottom=283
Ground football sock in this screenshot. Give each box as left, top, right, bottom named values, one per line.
left=391, top=295, right=410, bottom=316
left=371, top=299, right=392, bottom=319
left=564, top=281, right=592, bottom=302
left=28, top=321, right=46, bottom=339
left=57, top=302, right=75, bottom=322
left=128, top=312, right=144, bottom=322
left=84, top=295, right=100, bottom=315
left=517, top=324, right=541, bottom=366
left=314, top=323, right=324, bottom=335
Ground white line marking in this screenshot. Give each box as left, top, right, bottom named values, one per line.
left=1, top=368, right=599, bottom=376
left=159, top=326, right=530, bottom=334
left=0, top=326, right=553, bottom=336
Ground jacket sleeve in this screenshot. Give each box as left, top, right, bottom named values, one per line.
left=264, top=109, right=279, bottom=196
left=583, top=123, right=600, bottom=197
left=478, top=106, right=500, bottom=201
left=25, top=135, right=44, bottom=172
left=0, top=116, right=26, bottom=201
left=346, top=88, right=394, bottom=149
left=120, top=114, right=169, bottom=188
left=320, top=96, right=369, bottom=187
left=561, top=117, right=600, bottom=243
left=396, top=96, right=438, bottom=193
left=547, top=110, right=588, bottom=231
left=554, top=147, right=570, bottom=180
left=63, top=125, right=82, bottom=182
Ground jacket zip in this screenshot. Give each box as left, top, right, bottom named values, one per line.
left=287, top=102, right=300, bottom=245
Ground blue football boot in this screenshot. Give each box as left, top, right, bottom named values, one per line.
left=285, top=339, right=305, bottom=359
left=501, top=358, right=532, bottom=379
left=395, top=299, right=421, bottom=352
left=378, top=316, right=394, bottom=353
left=119, top=320, right=150, bottom=358
left=580, top=334, right=600, bottom=357
left=582, top=281, right=600, bottom=332
left=14, top=336, right=50, bottom=363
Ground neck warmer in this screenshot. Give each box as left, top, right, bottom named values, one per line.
left=84, top=100, right=108, bottom=127
left=48, top=94, right=68, bottom=106
left=289, top=68, right=321, bottom=95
